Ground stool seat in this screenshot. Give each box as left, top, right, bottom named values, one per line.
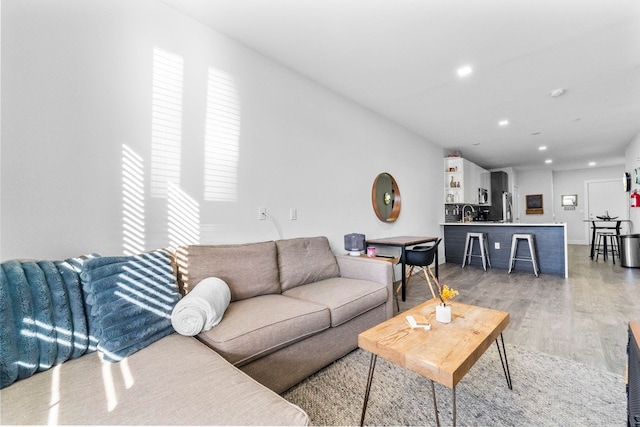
left=508, top=233, right=539, bottom=277
left=462, top=232, right=491, bottom=271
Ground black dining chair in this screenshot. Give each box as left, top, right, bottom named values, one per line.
left=395, top=238, right=442, bottom=310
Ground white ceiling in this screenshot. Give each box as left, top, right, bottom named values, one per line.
left=161, top=0, right=640, bottom=171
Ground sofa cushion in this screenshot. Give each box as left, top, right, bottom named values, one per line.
left=176, top=242, right=280, bottom=301
left=0, top=334, right=309, bottom=426
left=283, top=277, right=388, bottom=327
left=277, top=236, right=340, bottom=291
left=80, top=250, right=180, bottom=362
left=197, top=294, right=330, bottom=366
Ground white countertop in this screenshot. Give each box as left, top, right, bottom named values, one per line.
left=440, top=222, right=566, bottom=227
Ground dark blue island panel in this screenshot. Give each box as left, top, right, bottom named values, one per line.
left=442, top=223, right=567, bottom=277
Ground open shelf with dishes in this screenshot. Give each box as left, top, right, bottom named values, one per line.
left=444, top=157, right=491, bottom=205
left=444, top=157, right=470, bottom=204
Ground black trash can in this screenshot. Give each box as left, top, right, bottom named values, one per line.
left=619, top=234, right=640, bottom=268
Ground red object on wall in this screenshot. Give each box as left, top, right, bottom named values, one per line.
left=631, top=190, right=640, bottom=207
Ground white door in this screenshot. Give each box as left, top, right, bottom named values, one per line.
left=586, top=179, right=629, bottom=241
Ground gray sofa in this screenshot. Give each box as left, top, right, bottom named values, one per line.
left=176, top=236, right=394, bottom=393
left=1, top=236, right=393, bottom=425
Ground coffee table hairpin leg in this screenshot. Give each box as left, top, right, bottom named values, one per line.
left=495, top=333, right=513, bottom=390
left=430, top=380, right=442, bottom=427
left=361, top=354, right=443, bottom=427
left=360, top=354, right=377, bottom=426
left=361, top=334, right=513, bottom=427
left=433, top=336, right=510, bottom=427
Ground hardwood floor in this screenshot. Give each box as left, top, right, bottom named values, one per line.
left=394, top=244, right=640, bottom=376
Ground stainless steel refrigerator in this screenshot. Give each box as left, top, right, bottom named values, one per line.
left=488, top=171, right=510, bottom=221
left=501, top=192, right=513, bottom=223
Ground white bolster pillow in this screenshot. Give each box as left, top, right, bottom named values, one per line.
left=171, top=277, right=231, bottom=336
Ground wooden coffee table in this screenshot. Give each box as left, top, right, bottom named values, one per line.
left=358, top=298, right=512, bottom=426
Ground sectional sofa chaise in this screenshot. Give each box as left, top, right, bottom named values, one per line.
left=1, top=236, right=393, bottom=425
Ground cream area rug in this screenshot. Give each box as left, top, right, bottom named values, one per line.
left=282, top=345, right=625, bottom=426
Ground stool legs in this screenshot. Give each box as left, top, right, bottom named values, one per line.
left=462, top=233, right=491, bottom=271
left=482, top=236, right=492, bottom=269
left=508, top=234, right=539, bottom=277
left=530, top=238, right=540, bottom=276
left=595, top=233, right=618, bottom=264
left=462, top=234, right=471, bottom=268
left=595, top=233, right=605, bottom=262
left=508, top=237, right=517, bottom=274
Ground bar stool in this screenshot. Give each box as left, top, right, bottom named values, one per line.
left=596, top=232, right=619, bottom=264
left=508, top=234, right=539, bottom=277
left=462, top=232, right=491, bottom=271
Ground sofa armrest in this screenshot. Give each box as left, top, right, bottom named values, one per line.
left=336, top=256, right=394, bottom=319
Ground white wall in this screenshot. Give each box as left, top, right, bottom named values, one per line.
left=515, top=166, right=625, bottom=243
left=0, top=0, right=445, bottom=261
left=625, top=130, right=640, bottom=233
left=514, top=169, right=554, bottom=224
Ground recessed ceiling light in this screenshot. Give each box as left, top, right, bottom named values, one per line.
left=589, top=162, right=596, bottom=166
left=545, top=159, right=553, bottom=164
left=457, top=65, right=473, bottom=77
left=539, top=146, right=547, bottom=151
left=549, top=88, right=566, bottom=97
left=498, top=119, right=509, bottom=127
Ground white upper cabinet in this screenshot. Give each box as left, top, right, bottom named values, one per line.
left=444, top=157, right=491, bottom=205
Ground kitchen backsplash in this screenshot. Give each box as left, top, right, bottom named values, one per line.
left=445, top=204, right=491, bottom=222
left=445, top=204, right=465, bottom=222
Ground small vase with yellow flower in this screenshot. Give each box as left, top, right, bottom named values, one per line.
left=423, top=268, right=459, bottom=323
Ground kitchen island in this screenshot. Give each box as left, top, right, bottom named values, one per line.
left=441, top=222, right=568, bottom=278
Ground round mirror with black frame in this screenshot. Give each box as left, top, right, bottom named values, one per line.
left=372, top=172, right=401, bottom=222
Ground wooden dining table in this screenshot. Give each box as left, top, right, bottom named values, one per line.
left=365, top=236, right=439, bottom=301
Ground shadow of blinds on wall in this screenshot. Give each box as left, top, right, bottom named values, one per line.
left=168, top=182, right=200, bottom=248
left=204, top=68, right=240, bottom=202
left=151, top=47, right=184, bottom=198
left=122, top=145, right=145, bottom=255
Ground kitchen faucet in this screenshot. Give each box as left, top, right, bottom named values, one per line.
left=462, top=204, right=475, bottom=222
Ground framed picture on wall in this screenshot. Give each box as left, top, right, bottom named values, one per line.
left=561, top=194, right=578, bottom=207
left=526, top=194, right=544, bottom=215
